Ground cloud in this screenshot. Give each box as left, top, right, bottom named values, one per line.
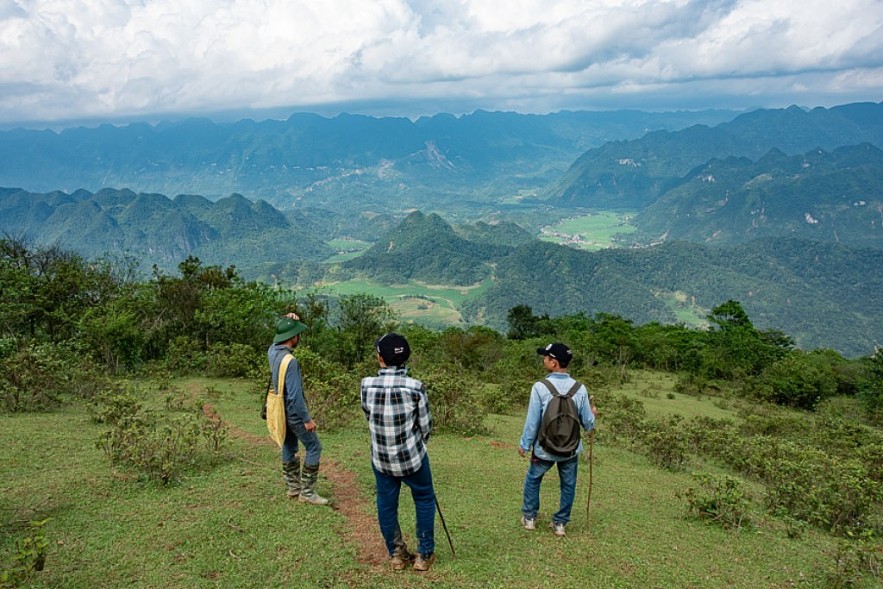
left=0, top=0, right=881, bottom=124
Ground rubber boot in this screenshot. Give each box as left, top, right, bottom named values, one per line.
left=282, top=457, right=301, bottom=498
left=299, top=462, right=330, bottom=505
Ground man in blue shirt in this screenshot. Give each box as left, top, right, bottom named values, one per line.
left=361, top=333, right=436, bottom=572
left=268, top=314, right=329, bottom=506
left=518, top=342, right=596, bottom=536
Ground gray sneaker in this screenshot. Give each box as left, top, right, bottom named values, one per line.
left=521, top=516, right=536, bottom=531
left=550, top=521, right=566, bottom=537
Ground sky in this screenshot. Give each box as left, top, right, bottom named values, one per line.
left=1, top=0, right=882, bottom=127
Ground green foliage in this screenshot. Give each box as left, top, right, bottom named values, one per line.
left=0, top=342, right=107, bottom=413
left=823, top=538, right=882, bottom=588
left=680, top=473, right=753, bottom=531
left=94, top=387, right=229, bottom=484
left=294, top=347, right=361, bottom=431
left=858, top=352, right=883, bottom=423
left=750, top=350, right=839, bottom=410
left=0, top=343, right=68, bottom=412
left=334, top=293, right=396, bottom=369
left=417, top=366, right=489, bottom=436
left=0, top=518, right=49, bottom=588
left=204, top=343, right=262, bottom=378
left=642, top=414, right=690, bottom=471
left=596, top=391, right=647, bottom=445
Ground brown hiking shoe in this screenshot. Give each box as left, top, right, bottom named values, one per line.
left=413, top=553, right=436, bottom=572
left=389, top=550, right=415, bottom=571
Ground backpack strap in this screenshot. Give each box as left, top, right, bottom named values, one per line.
left=540, top=378, right=583, bottom=399
left=275, top=354, right=294, bottom=397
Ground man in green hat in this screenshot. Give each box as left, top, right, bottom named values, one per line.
left=268, top=313, right=329, bottom=505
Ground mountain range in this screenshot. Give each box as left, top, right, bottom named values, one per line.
left=550, top=102, right=883, bottom=210
left=0, top=109, right=739, bottom=213
left=3, top=101, right=883, bottom=356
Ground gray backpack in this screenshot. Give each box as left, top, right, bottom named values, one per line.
left=537, top=379, right=583, bottom=457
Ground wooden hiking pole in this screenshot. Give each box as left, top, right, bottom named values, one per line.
left=586, top=394, right=597, bottom=529
left=585, top=429, right=595, bottom=528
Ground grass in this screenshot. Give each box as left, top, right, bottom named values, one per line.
left=316, top=278, right=493, bottom=326
left=321, top=238, right=373, bottom=263
left=0, top=374, right=868, bottom=588
left=539, top=212, right=637, bottom=251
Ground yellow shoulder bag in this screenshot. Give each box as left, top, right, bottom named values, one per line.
left=266, top=354, right=293, bottom=447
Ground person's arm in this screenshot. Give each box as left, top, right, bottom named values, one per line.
left=285, top=358, right=312, bottom=425
left=518, top=384, right=543, bottom=456
left=578, top=386, right=596, bottom=432
left=360, top=378, right=372, bottom=420
left=416, top=385, right=432, bottom=442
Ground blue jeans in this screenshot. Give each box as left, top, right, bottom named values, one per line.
left=521, top=453, right=579, bottom=525
left=282, top=421, right=322, bottom=466
left=372, top=456, right=436, bottom=557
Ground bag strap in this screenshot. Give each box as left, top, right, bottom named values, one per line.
left=273, top=354, right=294, bottom=397
left=540, top=378, right=583, bottom=399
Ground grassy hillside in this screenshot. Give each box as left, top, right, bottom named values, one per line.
left=1, top=374, right=871, bottom=588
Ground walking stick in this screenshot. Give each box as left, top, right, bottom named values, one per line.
left=586, top=396, right=595, bottom=530
left=434, top=496, right=456, bottom=558
left=586, top=428, right=595, bottom=529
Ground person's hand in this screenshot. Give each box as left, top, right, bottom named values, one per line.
left=285, top=312, right=300, bottom=321
left=518, top=447, right=527, bottom=458
left=304, top=419, right=317, bottom=432
left=590, top=395, right=599, bottom=418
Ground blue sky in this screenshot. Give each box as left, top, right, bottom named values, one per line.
left=1, top=0, right=882, bottom=126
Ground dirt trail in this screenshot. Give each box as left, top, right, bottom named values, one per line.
left=203, top=404, right=388, bottom=569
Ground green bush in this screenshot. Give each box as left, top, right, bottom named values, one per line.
left=418, top=366, right=489, bottom=436
left=642, top=414, right=690, bottom=471
left=95, top=392, right=228, bottom=484
left=680, top=473, right=753, bottom=531
left=295, top=347, right=361, bottom=431
left=0, top=518, right=49, bottom=588
left=163, top=336, right=207, bottom=374
left=205, top=342, right=261, bottom=378
left=822, top=538, right=882, bottom=588
left=0, top=343, right=81, bottom=412
left=598, top=392, right=646, bottom=445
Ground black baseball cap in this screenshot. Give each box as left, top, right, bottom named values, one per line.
left=375, top=333, right=411, bottom=366
left=537, top=342, right=573, bottom=364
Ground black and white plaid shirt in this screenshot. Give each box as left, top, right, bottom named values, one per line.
left=360, top=367, right=432, bottom=477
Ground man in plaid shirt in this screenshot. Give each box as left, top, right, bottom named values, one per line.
left=361, top=332, right=436, bottom=572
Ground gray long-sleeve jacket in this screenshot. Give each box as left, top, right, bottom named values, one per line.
left=267, top=343, right=310, bottom=425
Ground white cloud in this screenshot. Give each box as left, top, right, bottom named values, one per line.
left=0, top=0, right=881, bottom=124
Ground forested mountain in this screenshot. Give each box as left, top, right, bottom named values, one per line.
left=551, top=102, right=883, bottom=209
left=629, top=143, right=883, bottom=247
left=462, top=238, right=883, bottom=357
left=0, top=187, right=331, bottom=269
left=453, top=219, right=537, bottom=247
left=343, top=211, right=514, bottom=285
left=0, top=110, right=737, bottom=211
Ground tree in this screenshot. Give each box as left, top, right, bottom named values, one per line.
left=334, top=294, right=396, bottom=369
left=859, top=352, right=883, bottom=422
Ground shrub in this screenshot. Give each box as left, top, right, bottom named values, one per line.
left=0, top=518, right=50, bottom=588
left=598, top=392, right=646, bottom=445
left=822, top=538, right=882, bottom=588
left=0, top=343, right=73, bottom=413
left=95, top=391, right=228, bottom=484
left=163, top=336, right=207, bottom=374
left=418, top=366, right=489, bottom=436
left=642, top=414, right=690, bottom=471
left=204, top=342, right=261, bottom=378
left=680, top=473, right=753, bottom=530
left=295, top=347, right=361, bottom=431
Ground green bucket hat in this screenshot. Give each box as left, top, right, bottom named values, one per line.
left=273, top=317, right=308, bottom=344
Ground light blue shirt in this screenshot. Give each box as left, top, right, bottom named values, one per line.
left=519, top=372, right=594, bottom=462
